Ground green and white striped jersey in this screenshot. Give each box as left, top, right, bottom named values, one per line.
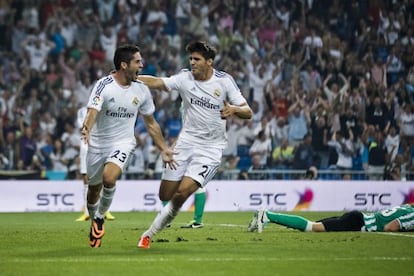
left=363, top=204, right=414, bottom=232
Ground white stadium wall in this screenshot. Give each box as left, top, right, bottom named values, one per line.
left=0, top=180, right=413, bottom=212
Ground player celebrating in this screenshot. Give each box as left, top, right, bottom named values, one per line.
left=81, top=44, right=175, bottom=248
left=248, top=204, right=414, bottom=233
left=137, top=41, right=252, bottom=249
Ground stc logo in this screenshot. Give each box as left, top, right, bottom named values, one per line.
left=354, top=193, right=391, bottom=206
left=248, top=188, right=314, bottom=207
left=37, top=193, right=74, bottom=206
left=249, top=193, right=287, bottom=206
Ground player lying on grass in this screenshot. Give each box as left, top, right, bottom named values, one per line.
left=248, top=204, right=414, bottom=233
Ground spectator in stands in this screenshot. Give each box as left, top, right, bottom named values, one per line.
left=38, top=111, right=56, bottom=136
left=271, top=116, right=289, bottom=148
left=365, top=95, right=392, bottom=132
left=292, top=133, right=314, bottom=177
left=234, top=118, right=256, bottom=149
left=247, top=153, right=270, bottom=180
left=384, top=125, right=400, bottom=164
left=300, top=63, right=322, bottom=93
left=250, top=100, right=263, bottom=128
left=398, top=103, right=414, bottom=146
left=0, top=128, right=18, bottom=170
left=265, top=82, right=289, bottom=121
left=386, top=46, right=404, bottom=87
left=339, top=103, right=363, bottom=143
left=21, top=36, right=55, bottom=73
left=54, top=107, right=74, bottom=139
left=75, top=72, right=95, bottom=107
left=327, top=129, right=355, bottom=179
left=364, top=129, right=387, bottom=180
left=310, top=112, right=330, bottom=169
left=99, top=22, right=118, bottom=66
left=253, top=114, right=274, bottom=139
left=322, top=72, right=349, bottom=106
left=271, top=138, right=294, bottom=179
left=58, top=52, right=88, bottom=92
left=383, top=153, right=403, bottom=181
left=60, top=121, right=80, bottom=152
left=249, top=129, right=272, bottom=167
left=39, top=133, right=54, bottom=170
left=369, top=57, right=387, bottom=88
left=249, top=63, right=272, bottom=112
left=19, top=124, right=37, bottom=169
left=89, top=39, right=106, bottom=63
left=49, top=138, right=67, bottom=173
left=302, top=28, right=323, bottom=66
left=96, top=0, right=117, bottom=23
left=287, top=94, right=310, bottom=147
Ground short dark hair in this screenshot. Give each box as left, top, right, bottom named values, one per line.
left=113, top=44, right=141, bottom=70
left=185, top=41, right=216, bottom=61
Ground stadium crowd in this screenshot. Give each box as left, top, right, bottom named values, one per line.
left=1, top=0, right=414, bottom=181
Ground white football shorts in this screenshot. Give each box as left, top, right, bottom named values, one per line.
left=162, top=141, right=222, bottom=187
left=87, top=144, right=134, bottom=186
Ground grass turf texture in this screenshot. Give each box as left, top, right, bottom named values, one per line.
left=0, top=212, right=413, bottom=276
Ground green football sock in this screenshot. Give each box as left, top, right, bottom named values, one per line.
left=193, top=191, right=206, bottom=223
left=266, top=211, right=310, bottom=231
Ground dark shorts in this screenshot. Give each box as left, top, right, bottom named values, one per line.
left=317, top=211, right=364, bottom=231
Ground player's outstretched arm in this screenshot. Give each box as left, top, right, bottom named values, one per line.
left=137, top=75, right=168, bottom=91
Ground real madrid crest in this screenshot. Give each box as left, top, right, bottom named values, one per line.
left=214, top=89, right=220, bottom=98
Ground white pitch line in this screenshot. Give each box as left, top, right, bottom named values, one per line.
left=217, top=223, right=243, bottom=227
left=375, top=232, right=414, bottom=238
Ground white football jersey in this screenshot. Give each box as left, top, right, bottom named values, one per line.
left=86, top=75, right=155, bottom=153
left=162, top=69, right=247, bottom=148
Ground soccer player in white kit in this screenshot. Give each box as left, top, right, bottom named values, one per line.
left=81, top=44, right=175, bottom=248
left=137, top=41, right=253, bottom=249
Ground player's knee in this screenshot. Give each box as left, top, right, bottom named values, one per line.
left=102, top=175, right=117, bottom=188
left=159, top=192, right=173, bottom=202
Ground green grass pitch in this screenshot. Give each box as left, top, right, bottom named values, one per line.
left=0, top=211, right=413, bottom=276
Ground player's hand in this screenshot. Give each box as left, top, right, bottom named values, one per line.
left=161, top=147, right=177, bottom=170
left=220, top=101, right=233, bottom=119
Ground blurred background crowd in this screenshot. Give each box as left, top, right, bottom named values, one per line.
left=1, top=0, right=414, bottom=181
